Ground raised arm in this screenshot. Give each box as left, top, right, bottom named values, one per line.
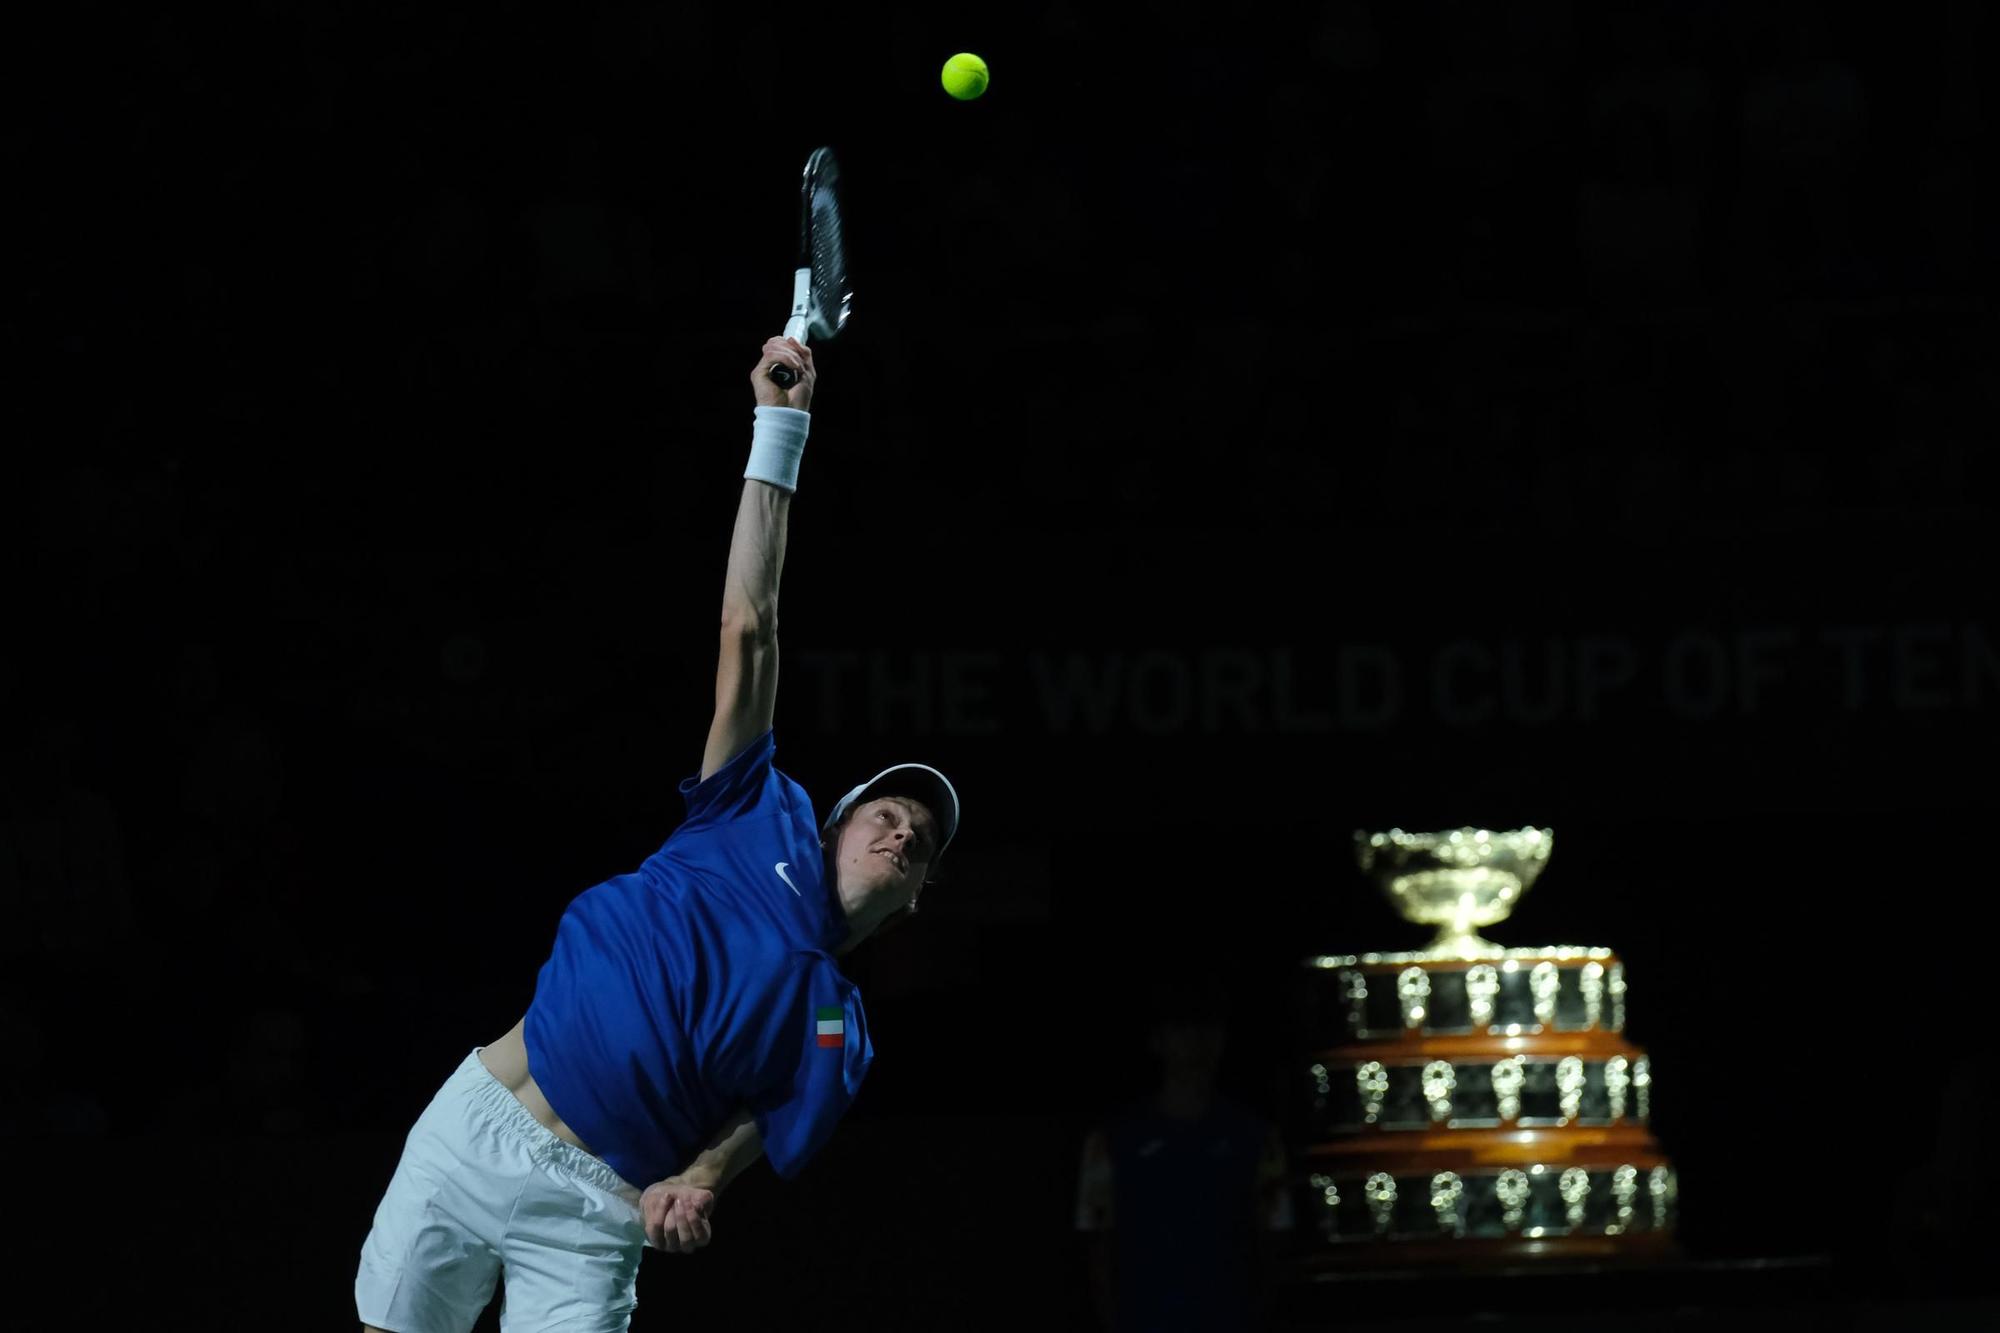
left=700, top=337, right=816, bottom=781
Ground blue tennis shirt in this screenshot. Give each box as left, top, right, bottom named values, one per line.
left=523, top=730, right=873, bottom=1189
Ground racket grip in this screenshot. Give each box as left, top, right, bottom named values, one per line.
left=770, top=314, right=811, bottom=387
left=770, top=266, right=812, bottom=388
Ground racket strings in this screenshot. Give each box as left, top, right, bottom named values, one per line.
left=805, top=189, right=851, bottom=339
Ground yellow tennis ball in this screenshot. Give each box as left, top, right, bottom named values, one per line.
left=941, top=52, right=989, bottom=101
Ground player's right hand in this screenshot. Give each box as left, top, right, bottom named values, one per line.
left=640, top=1178, right=716, bottom=1253
left=752, top=336, right=815, bottom=412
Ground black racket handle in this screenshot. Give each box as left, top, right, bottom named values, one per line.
left=769, top=364, right=798, bottom=389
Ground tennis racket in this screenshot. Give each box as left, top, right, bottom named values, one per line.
left=769, top=147, right=851, bottom=389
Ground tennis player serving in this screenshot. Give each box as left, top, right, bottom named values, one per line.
left=356, top=336, right=961, bottom=1332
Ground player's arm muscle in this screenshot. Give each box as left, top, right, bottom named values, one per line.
left=673, top=1105, right=765, bottom=1193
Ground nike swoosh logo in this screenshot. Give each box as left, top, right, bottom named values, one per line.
left=774, top=862, right=801, bottom=896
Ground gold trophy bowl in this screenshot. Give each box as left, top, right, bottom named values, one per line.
left=1354, top=827, right=1553, bottom=959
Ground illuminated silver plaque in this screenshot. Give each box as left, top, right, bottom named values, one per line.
left=1398, top=966, right=1430, bottom=1029
left=1357, top=1061, right=1388, bottom=1125
left=1634, top=1057, right=1652, bottom=1121
left=1609, top=1164, right=1639, bottom=1235
left=1605, top=1056, right=1630, bottom=1122
left=1308, top=1172, right=1339, bottom=1242
left=1343, top=969, right=1368, bottom=1035
left=1496, top=1168, right=1531, bottom=1232
left=1581, top=961, right=1605, bottom=1029
left=1649, top=1165, right=1677, bottom=1227
left=1423, top=1060, right=1456, bottom=1123
left=1431, top=1171, right=1465, bottom=1237
left=1559, top=1167, right=1591, bottom=1230
left=1531, top=962, right=1559, bottom=1028
left=1467, top=963, right=1500, bottom=1028
left=1492, top=1056, right=1525, bottom=1123
left=1557, top=1056, right=1586, bottom=1122
left=1308, top=1172, right=1340, bottom=1240
left=1366, top=1172, right=1397, bottom=1235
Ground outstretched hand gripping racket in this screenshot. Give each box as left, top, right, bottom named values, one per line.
left=770, top=147, right=851, bottom=389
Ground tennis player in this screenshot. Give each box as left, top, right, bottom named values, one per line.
left=356, top=335, right=961, bottom=1332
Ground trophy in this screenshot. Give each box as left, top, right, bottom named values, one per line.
left=1291, top=827, right=1677, bottom=1269
left=1356, top=826, right=1552, bottom=960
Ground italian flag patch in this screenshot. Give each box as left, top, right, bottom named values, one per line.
left=815, top=1005, right=844, bottom=1048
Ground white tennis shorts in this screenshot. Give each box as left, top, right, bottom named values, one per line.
left=355, top=1047, right=647, bottom=1333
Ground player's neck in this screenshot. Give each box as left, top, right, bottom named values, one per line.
left=836, top=901, right=895, bottom=955
left=1154, top=1078, right=1216, bottom=1122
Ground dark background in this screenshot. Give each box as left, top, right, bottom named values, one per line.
left=6, top=1, right=1996, bottom=1328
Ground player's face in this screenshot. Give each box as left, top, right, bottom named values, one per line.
left=832, top=796, right=938, bottom=912
left=1150, top=1019, right=1226, bottom=1080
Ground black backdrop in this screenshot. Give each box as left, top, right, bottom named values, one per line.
left=8, top=2, right=1996, bottom=1328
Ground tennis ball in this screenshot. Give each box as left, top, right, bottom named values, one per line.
left=941, top=52, right=989, bottom=101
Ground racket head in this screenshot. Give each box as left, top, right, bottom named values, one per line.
left=797, top=147, right=851, bottom=342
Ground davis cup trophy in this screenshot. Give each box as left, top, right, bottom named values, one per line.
left=1291, top=828, right=1678, bottom=1268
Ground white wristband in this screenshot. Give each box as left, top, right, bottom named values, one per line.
left=745, top=406, right=810, bottom=493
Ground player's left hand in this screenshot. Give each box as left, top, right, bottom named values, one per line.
left=640, top=1178, right=716, bottom=1253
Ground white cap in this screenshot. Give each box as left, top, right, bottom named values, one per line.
left=821, top=763, right=960, bottom=862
